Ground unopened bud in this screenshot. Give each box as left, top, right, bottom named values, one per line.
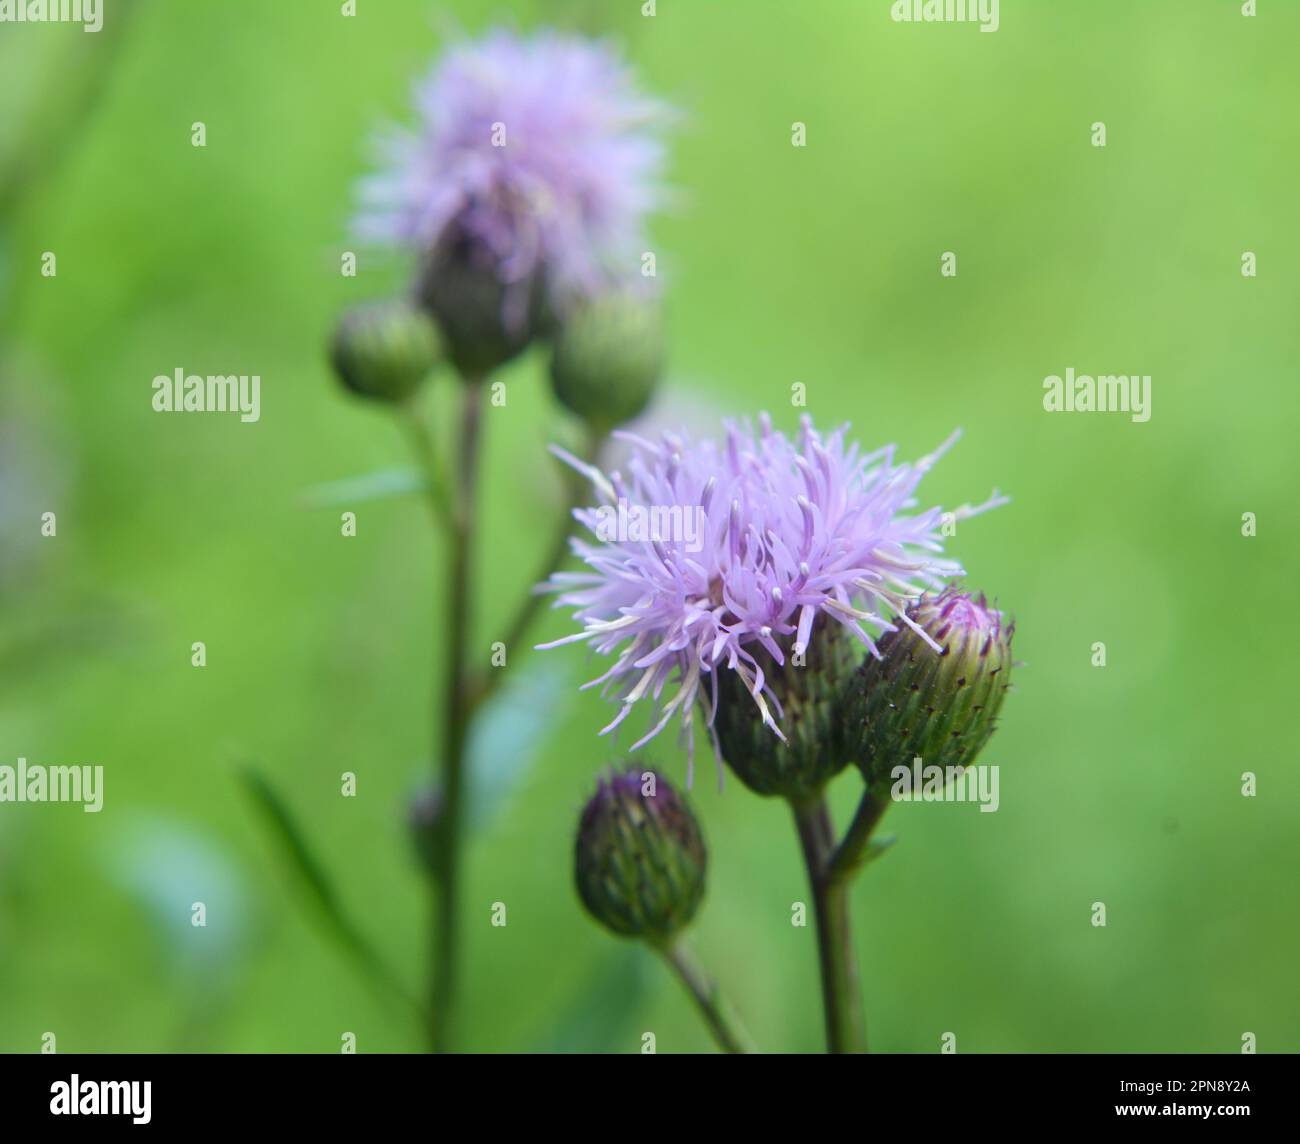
left=850, top=589, right=1014, bottom=788
left=549, top=293, right=663, bottom=430
left=330, top=299, right=442, bottom=402
left=574, top=767, right=705, bottom=944
left=415, top=217, right=548, bottom=377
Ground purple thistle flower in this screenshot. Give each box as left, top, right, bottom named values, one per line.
left=538, top=414, right=1006, bottom=781
left=355, top=28, right=674, bottom=315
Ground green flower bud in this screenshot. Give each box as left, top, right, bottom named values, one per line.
left=549, top=293, right=663, bottom=430
left=574, top=766, right=705, bottom=944
left=713, top=622, right=860, bottom=800
left=415, top=221, right=549, bottom=378
left=850, top=589, right=1013, bottom=789
left=330, top=299, right=443, bottom=403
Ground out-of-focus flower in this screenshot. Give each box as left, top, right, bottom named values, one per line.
left=329, top=299, right=443, bottom=403
left=549, top=292, right=664, bottom=431
left=539, top=414, right=1005, bottom=782
left=356, top=28, right=674, bottom=374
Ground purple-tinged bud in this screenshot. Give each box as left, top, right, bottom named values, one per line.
left=415, top=214, right=550, bottom=378
left=713, top=623, right=859, bottom=800
left=850, top=589, right=1013, bottom=788
left=330, top=299, right=443, bottom=403
left=574, top=766, right=705, bottom=944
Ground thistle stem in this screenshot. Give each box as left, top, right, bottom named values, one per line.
left=791, top=796, right=866, bottom=1053
left=398, top=402, right=454, bottom=532
left=429, top=378, right=485, bottom=1052
left=478, top=424, right=606, bottom=708
left=658, top=941, right=755, bottom=1054
left=828, top=787, right=890, bottom=885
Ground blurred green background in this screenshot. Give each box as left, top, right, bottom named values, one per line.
left=2, top=0, right=1297, bottom=1053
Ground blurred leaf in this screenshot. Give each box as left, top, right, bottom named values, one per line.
left=240, top=766, right=422, bottom=1027
left=0, top=5, right=138, bottom=221
left=864, top=834, right=896, bottom=865
left=836, top=832, right=898, bottom=882
left=104, top=812, right=253, bottom=1049
left=466, top=662, right=573, bottom=830
left=533, top=945, right=651, bottom=1052
left=106, top=813, right=250, bottom=976
left=241, top=767, right=342, bottom=922
left=301, top=466, right=425, bottom=509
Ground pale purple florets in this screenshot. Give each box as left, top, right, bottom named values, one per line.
left=539, top=414, right=1006, bottom=775
left=355, top=27, right=673, bottom=310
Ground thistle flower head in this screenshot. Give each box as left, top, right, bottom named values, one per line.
left=356, top=28, right=673, bottom=318
left=539, top=414, right=1006, bottom=782
left=849, top=588, right=1015, bottom=787
left=574, top=766, right=706, bottom=943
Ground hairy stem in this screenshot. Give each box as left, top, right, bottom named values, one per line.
left=429, top=379, right=485, bottom=1051
left=791, top=796, right=866, bottom=1053
left=658, top=941, right=755, bottom=1054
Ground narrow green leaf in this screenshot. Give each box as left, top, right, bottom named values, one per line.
left=239, top=766, right=422, bottom=1026
left=300, top=466, right=425, bottom=509
left=240, top=767, right=342, bottom=921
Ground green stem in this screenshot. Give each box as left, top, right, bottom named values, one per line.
left=398, top=402, right=454, bottom=532
left=476, top=424, right=606, bottom=709
left=429, top=379, right=485, bottom=1052
left=791, top=795, right=866, bottom=1053
left=827, top=786, right=890, bottom=884
left=658, top=941, right=755, bottom=1054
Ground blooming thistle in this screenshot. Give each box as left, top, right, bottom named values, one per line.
left=355, top=28, right=674, bottom=371
left=539, top=414, right=1007, bottom=786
